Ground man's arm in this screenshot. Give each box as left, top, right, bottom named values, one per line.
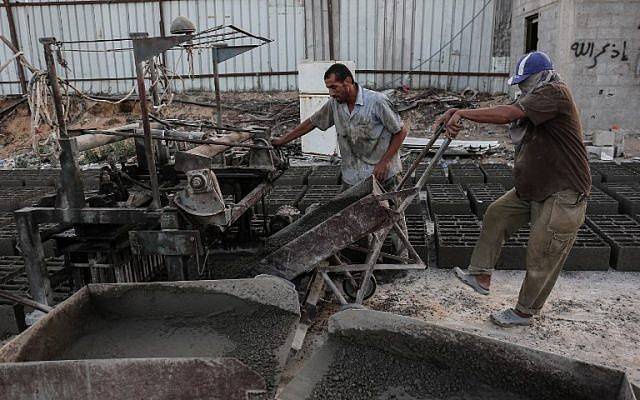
left=444, top=105, right=525, bottom=137
left=271, top=119, right=315, bottom=146
left=373, top=125, right=408, bottom=180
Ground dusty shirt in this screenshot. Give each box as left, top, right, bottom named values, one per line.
left=310, top=86, right=404, bottom=185
left=515, top=82, right=591, bottom=201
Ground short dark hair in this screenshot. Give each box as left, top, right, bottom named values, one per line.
left=324, top=63, right=354, bottom=82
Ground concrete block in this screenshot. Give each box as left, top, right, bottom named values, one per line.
left=467, top=183, right=506, bottom=219
left=448, top=164, right=485, bottom=186
left=587, top=215, right=640, bottom=271
left=593, top=130, right=615, bottom=147
left=587, top=186, right=619, bottom=215
left=435, top=215, right=481, bottom=268
left=599, top=183, right=640, bottom=215
left=427, top=184, right=472, bottom=215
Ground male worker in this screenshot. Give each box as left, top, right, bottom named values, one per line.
left=271, top=63, right=410, bottom=256
left=436, top=51, right=591, bottom=327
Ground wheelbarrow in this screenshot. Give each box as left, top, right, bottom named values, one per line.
left=252, top=125, right=451, bottom=306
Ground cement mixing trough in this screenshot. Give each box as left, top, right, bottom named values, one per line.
left=279, top=310, right=638, bottom=400
left=0, top=358, right=268, bottom=400
left=0, top=277, right=300, bottom=394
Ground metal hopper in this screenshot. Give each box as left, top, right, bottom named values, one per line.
left=0, top=358, right=267, bottom=400
left=0, top=276, right=299, bottom=395
left=279, top=309, right=638, bottom=400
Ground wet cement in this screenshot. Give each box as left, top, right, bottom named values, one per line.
left=53, top=305, right=296, bottom=392
left=306, top=334, right=611, bottom=400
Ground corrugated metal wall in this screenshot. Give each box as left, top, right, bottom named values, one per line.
left=0, top=0, right=509, bottom=95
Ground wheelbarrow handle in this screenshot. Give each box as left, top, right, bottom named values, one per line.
left=395, top=123, right=446, bottom=191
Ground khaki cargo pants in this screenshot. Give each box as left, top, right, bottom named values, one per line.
left=468, top=188, right=587, bottom=315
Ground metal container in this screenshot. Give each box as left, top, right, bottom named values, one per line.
left=0, top=277, right=300, bottom=395
left=0, top=357, right=267, bottom=400
left=280, top=310, right=638, bottom=400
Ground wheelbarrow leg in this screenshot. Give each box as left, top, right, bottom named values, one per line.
left=355, top=226, right=391, bottom=304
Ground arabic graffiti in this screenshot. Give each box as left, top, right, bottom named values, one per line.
left=570, top=41, right=629, bottom=69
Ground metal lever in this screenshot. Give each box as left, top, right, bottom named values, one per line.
left=395, top=123, right=446, bottom=191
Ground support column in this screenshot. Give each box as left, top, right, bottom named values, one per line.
left=40, top=37, right=86, bottom=210
left=2, top=0, right=27, bottom=94
left=15, top=211, right=52, bottom=305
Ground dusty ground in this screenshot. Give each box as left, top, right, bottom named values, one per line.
left=370, top=268, right=640, bottom=383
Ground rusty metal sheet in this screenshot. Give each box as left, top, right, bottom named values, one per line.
left=129, top=230, right=203, bottom=256
left=0, top=357, right=267, bottom=400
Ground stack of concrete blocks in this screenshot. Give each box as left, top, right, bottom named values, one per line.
left=499, top=224, right=610, bottom=271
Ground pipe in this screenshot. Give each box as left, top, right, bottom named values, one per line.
left=174, top=131, right=254, bottom=172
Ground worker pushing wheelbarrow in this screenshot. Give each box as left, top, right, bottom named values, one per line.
left=266, top=63, right=451, bottom=306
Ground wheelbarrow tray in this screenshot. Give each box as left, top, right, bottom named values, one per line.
left=0, top=277, right=300, bottom=393
left=0, top=357, right=267, bottom=400
left=253, top=177, right=400, bottom=280
left=279, top=310, right=638, bottom=400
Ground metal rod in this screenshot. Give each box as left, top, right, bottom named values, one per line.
left=396, top=123, right=445, bottom=190
left=327, top=0, right=335, bottom=60
left=71, top=129, right=272, bottom=150
left=355, top=228, right=390, bottom=304
left=133, top=57, right=161, bottom=209
left=0, top=288, right=53, bottom=313
left=320, top=271, right=348, bottom=306
left=1, top=0, right=26, bottom=94
left=212, top=48, right=222, bottom=129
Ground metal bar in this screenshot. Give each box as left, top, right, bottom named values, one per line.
left=15, top=207, right=161, bottom=225
left=392, top=222, right=424, bottom=266
left=40, top=37, right=86, bottom=210
left=327, top=0, right=335, bottom=60
left=0, top=69, right=505, bottom=86
left=0, top=288, right=53, bottom=313
left=3, top=0, right=162, bottom=6
left=131, top=33, right=161, bottom=209
left=346, top=244, right=412, bottom=263
left=395, top=123, right=445, bottom=190
left=318, top=263, right=425, bottom=273
left=71, top=130, right=271, bottom=146
left=211, top=48, right=222, bottom=129
left=228, top=182, right=272, bottom=226
left=320, top=271, right=348, bottom=306
left=355, top=228, right=390, bottom=304
left=1, top=0, right=26, bottom=93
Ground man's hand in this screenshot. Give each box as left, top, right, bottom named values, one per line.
left=373, top=159, right=391, bottom=181
left=432, top=108, right=459, bottom=132
left=271, top=137, right=286, bottom=147
left=444, top=111, right=464, bottom=138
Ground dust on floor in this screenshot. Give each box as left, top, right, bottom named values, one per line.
left=365, top=268, right=640, bottom=383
